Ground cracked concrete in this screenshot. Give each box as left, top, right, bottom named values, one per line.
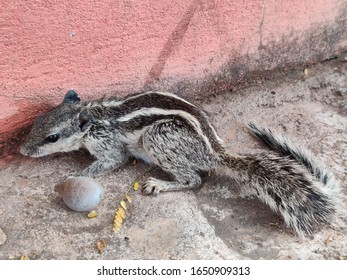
left=0, top=56, right=346, bottom=260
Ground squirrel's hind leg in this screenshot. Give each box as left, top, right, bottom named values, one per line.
left=141, top=118, right=216, bottom=195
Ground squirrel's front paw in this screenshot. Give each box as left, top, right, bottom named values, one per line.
left=141, top=178, right=164, bottom=195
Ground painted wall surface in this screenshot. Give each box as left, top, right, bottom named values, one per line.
left=0, top=0, right=346, bottom=158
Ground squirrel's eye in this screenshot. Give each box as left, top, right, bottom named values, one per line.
left=45, top=134, right=60, bottom=143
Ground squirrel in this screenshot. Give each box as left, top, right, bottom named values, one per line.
left=20, top=89, right=341, bottom=236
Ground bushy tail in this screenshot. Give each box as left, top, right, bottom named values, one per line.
left=218, top=123, right=341, bottom=236
left=247, top=122, right=339, bottom=193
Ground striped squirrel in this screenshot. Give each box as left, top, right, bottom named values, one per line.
left=20, top=90, right=341, bottom=236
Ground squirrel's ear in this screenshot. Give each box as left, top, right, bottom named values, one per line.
left=78, top=110, right=94, bottom=132
left=63, top=89, right=81, bottom=104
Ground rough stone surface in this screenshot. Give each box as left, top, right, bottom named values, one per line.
left=0, top=57, right=346, bottom=260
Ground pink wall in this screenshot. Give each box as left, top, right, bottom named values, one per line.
left=1, top=0, right=346, bottom=158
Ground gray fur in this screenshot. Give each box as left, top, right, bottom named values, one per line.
left=20, top=90, right=341, bottom=236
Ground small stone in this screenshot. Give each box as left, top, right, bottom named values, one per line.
left=0, top=227, right=7, bottom=245
left=96, top=239, right=107, bottom=253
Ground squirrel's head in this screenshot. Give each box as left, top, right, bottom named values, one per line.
left=20, top=90, right=94, bottom=157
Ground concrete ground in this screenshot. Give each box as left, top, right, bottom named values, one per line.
left=0, top=56, right=346, bottom=260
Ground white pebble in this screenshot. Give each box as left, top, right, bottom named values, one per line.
left=55, top=177, right=104, bottom=212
